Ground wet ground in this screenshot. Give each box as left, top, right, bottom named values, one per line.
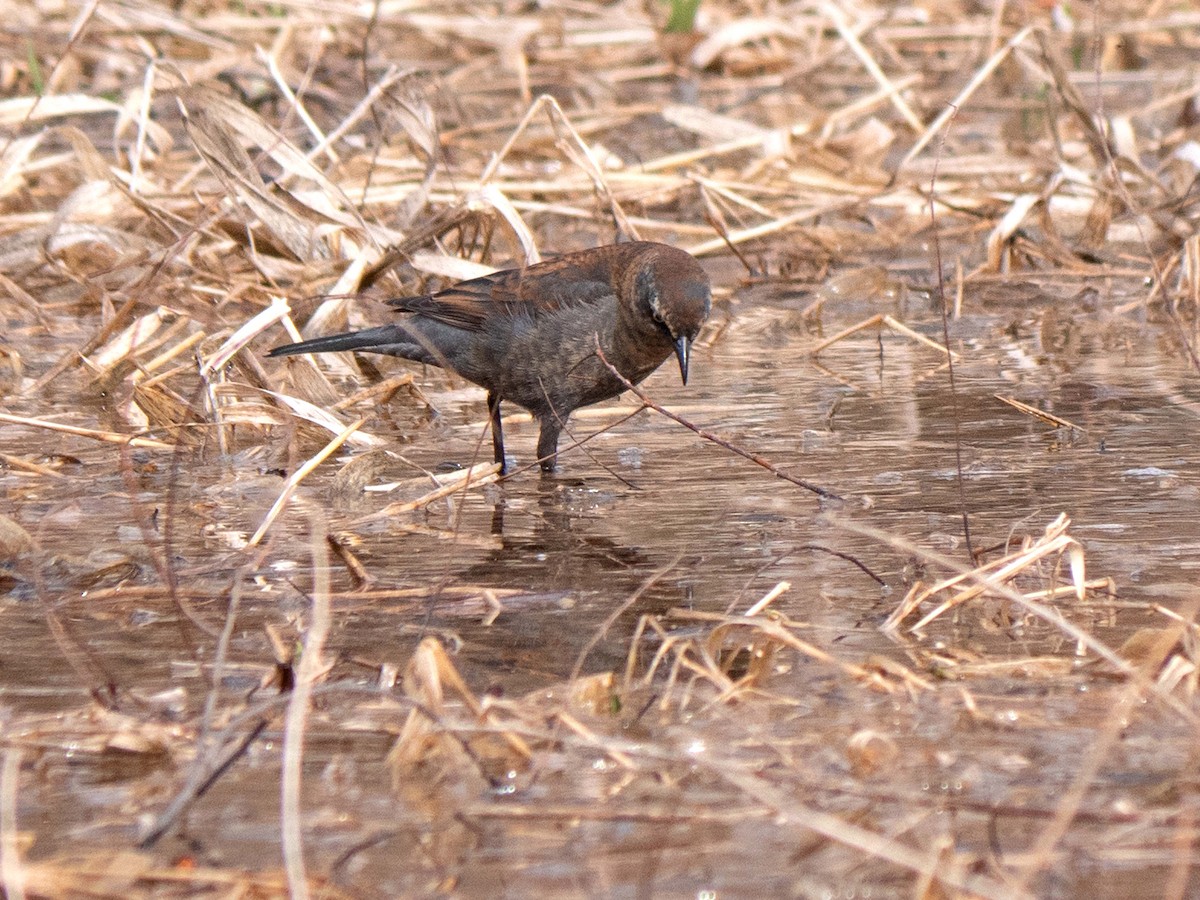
left=4, top=267, right=1200, bottom=897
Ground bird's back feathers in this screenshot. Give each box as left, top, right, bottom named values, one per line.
left=386, top=242, right=661, bottom=332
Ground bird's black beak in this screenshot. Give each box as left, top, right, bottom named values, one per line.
left=674, top=335, right=691, bottom=385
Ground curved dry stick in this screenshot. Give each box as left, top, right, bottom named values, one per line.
left=594, top=345, right=842, bottom=501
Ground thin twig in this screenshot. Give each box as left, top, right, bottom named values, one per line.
left=928, top=105, right=975, bottom=560
left=594, top=345, right=842, bottom=500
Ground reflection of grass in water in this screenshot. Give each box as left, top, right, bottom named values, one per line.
left=664, top=0, right=701, bottom=33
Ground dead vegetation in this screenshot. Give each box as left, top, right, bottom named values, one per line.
left=3, top=0, right=1200, bottom=896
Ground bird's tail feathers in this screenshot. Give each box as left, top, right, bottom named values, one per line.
left=267, top=324, right=413, bottom=358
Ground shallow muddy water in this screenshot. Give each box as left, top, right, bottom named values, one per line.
left=4, top=278, right=1200, bottom=897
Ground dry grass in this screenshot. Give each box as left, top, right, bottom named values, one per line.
left=3, top=0, right=1200, bottom=896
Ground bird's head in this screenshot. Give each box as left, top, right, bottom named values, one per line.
left=624, top=244, right=712, bottom=384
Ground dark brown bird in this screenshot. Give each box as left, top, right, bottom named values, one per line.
left=269, top=241, right=711, bottom=471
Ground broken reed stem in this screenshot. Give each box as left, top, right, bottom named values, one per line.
left=1014, top=600, right=1200, bottom=891
left=994, top=394, right=1085, bottom=431
left=248, top=417, right=365, bottom=546
left=809, top=314, right=955, bottom=358
left=594, top=345, right=842, bottom=500
left=0, top=412, right=173, bottom=449
left=894, top=24, right=1036, bottom=174
left=822, top=2, right=923, bottom=133
left=699, top=758, right=1020, bottom=900
left=844, top=517, right=1199, bottom=725
left=0, top=453, right=65, bottom=477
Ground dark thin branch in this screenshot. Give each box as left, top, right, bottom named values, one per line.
left=594, top=345, right=842, bottom=501
left=928, top=105, right=975, bottom=561
left=138, top=718, right=269, bottom=849
left=794, top=544, right=887, bottom=586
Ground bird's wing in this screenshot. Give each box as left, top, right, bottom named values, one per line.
left=385, top=248, right=634, bottom=332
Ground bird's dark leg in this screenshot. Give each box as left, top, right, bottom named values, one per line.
left=487, top=392, right=506, bottom=472
left=535, top=418, right=562, bottom=472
